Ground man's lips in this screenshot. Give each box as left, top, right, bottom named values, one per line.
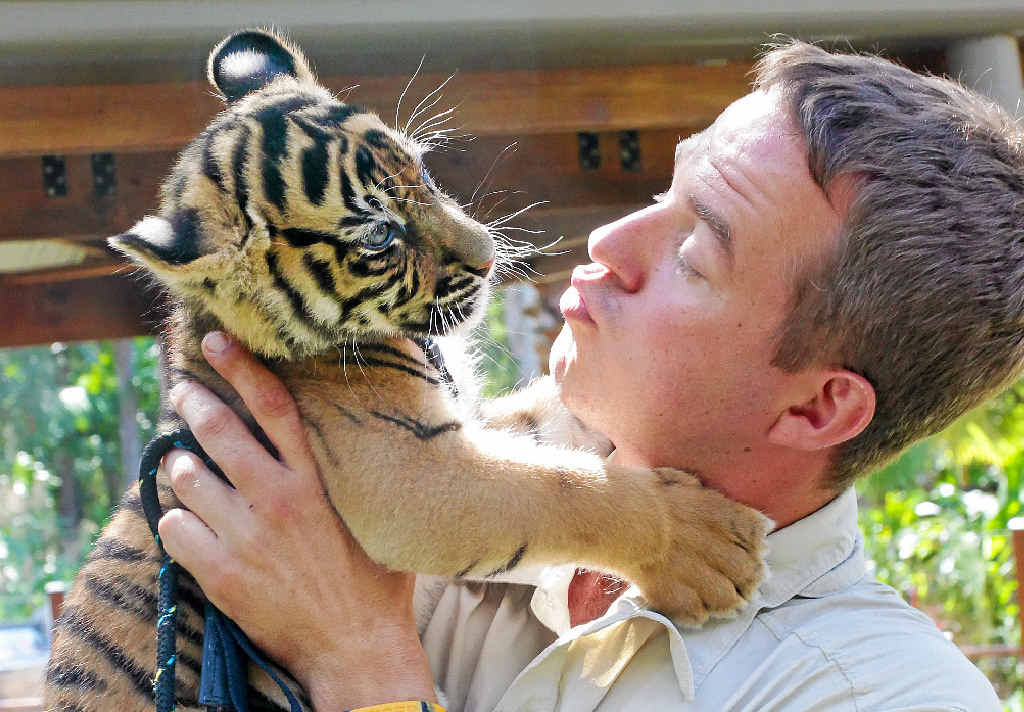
left=560, top=263, right=609, bottom=325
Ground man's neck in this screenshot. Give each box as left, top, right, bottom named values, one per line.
left=567, top=569, right=624, bottom=627
left=609, top=444, right=836, bottom=530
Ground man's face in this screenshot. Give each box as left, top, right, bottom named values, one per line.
left=550, top=89, right=843, bottom=497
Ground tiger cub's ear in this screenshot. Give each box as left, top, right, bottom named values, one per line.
left=208, top=28, right=316, bottom=104
left=108, top=211, right=233, bottom=287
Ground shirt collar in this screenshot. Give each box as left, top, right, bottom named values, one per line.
left=758, top=487, right=865, bottom=607
left=526, top=488, right=866, bottom=701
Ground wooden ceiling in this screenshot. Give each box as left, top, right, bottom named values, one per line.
left=0, top=48, right=948, bottom=348
left=0, top=60, right=757, bottom=347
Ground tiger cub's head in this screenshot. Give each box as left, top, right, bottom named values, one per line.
left=110, top=29, right=494, bottom=359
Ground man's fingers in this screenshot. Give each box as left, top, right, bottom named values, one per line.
left=158, top=507, right=220, bottom=577
left=163, top=449, right=242, bottom=536
left=199, top=331, right=313, bottom=470
left=168, top=379, right=280, bottom=496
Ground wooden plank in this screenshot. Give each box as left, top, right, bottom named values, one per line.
left=0, top=271, right=164, bottom=347
left=0, top=62, right=752, bottom=157
left=0, top=200, right=626, bottom=346
left=1, top=129, right=684, bottom=244
left=0, top=152, right=168, bottom=242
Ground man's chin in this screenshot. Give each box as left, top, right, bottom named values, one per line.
left=548, top=322, right=574, bottom=384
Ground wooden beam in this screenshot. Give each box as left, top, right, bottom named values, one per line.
left=1, top=128, right=685, bottom=244
left=0, top=62, right=752, bottom=157
left=0, top=272, right=164, bottom=347
left=0, top=152, right=168, bottom=242
left=0, top=201, right=626, bottom=347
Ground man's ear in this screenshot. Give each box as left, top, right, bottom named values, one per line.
left=767, top=369, right=876, bottom=451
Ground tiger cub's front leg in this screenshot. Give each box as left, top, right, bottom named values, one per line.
left=296, top=375, right=769, bottom=626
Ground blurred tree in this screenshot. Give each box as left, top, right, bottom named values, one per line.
left=859, top=378, right=1024, bottom=703
left=0, top=338, right=158, bottom=620
left=0, top=316, right=1021, bottom=706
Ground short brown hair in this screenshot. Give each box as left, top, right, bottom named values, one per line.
left=755, top=40, right=1024, bottom=491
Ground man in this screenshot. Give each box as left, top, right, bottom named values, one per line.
left=158, top=41, right=1018, bottom=710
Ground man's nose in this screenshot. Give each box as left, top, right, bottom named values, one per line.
left=587, top=208, right=653, bottom=293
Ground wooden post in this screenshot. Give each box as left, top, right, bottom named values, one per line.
left=44, top=580, right=65, bottom=633
left=1012, top=524, right=1024, bottom=657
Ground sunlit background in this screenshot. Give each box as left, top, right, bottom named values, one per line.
left=3, top=2, right=1024, bottom=709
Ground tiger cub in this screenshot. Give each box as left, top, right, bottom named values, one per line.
left=45, top=29, right=770, bottom=712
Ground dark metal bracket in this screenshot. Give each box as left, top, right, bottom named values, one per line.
left=42, top=155, right=67, bottom=197
left=618, top=130, right=641, bottom=172
left=577, top=132, right=601, bottom=171
left=91, top=153, right=117, bottom=197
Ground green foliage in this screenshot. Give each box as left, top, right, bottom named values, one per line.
left=0, top=338, right=158, bottom=620
left=859, top=378, right=1024, bottom=705
left=475, top=287, right=522, bottom=397
left=2, top=321, right=1023, bottom=705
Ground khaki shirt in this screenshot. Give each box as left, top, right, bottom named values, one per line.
left=415, top=489, right=1000, bottom=711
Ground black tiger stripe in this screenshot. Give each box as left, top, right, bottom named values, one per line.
left=354, top=144, right=378, bottom=188
left=439, top=283, right=482, bottom=310
left=172, top=575, right=209, bottom=623
left=356, top=357, right=439, bottom=385
left=117, top=489, right=146, bottom=518
left=339, top=280, right=399, bottom=322
left=357, top=343, right=426, bottom=368
left=330, top=403, right=363, bottom=425
left=201, top=129, right=226, bottom=192
left=458, top=283, right=483, bottom=304
left=260, top=119, right=289, bottom=212
left=437, top=275, right=476, bottom=297
left=408, top=269, right=420, bottom=303
left=332, top=241, right=351, bottom=268
left=391, top=257, right=416, bottom=309
left=55, top=606, right=155, bottom=701
left=280, top=227, right=338, bottom=248
left=303, top=253, right=337, bottom=296
left=338, top=215, right=367, bottom=229
left=266, top=251, right=318, bottom=327
left=363, top=128, right=392, bottom=150
left=253, top=96, right=318, bottom=212
left=399, top=318, right=431, bottom=332
left=46, top=662, right=108, bottom=692
left=339, top=157, right=367, bottom=217
left=368, top=410, right=460, bottom=439
left=83, top=572, right=205, bottom=647
left=485, top=543, right=528, bottom=578
left=232, top=124, right=253, bottom=232
left=311, top=102, right=362, bottom=128
left=169, top=367, right=205, bottom=383
left=303, top=416, right=340, bottom=470
left=465, top=262, right=491, bottom=278
left=454, top=560, right=479, bottom=579
left=349, top=257, right=394, bottom=278
left=295, top=117, right=332, bottom=206
left=86, top=538, right=147, bottom=563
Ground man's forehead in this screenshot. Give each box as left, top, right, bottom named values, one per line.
left=674, top=91, right=807, bottom=177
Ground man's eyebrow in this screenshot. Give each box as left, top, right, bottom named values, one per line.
left=691, top=194, right=733, bottom=266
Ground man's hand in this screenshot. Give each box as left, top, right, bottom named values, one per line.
left=158, top=331, right=436, bottom=710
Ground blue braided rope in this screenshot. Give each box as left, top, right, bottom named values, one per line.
left=138, top=428, right=303, bottom=712
left=138, top=343, right=453, bottom=711
left=139, top=430, right=199, bottom=712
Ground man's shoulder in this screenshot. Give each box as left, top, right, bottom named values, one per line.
left=750, top=576, right=999, bottom=710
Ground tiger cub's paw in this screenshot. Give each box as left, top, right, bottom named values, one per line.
left=634, top=469, right=771, bottom=626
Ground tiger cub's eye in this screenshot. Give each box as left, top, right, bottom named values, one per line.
left=362, top=221, right=401, bottom=250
